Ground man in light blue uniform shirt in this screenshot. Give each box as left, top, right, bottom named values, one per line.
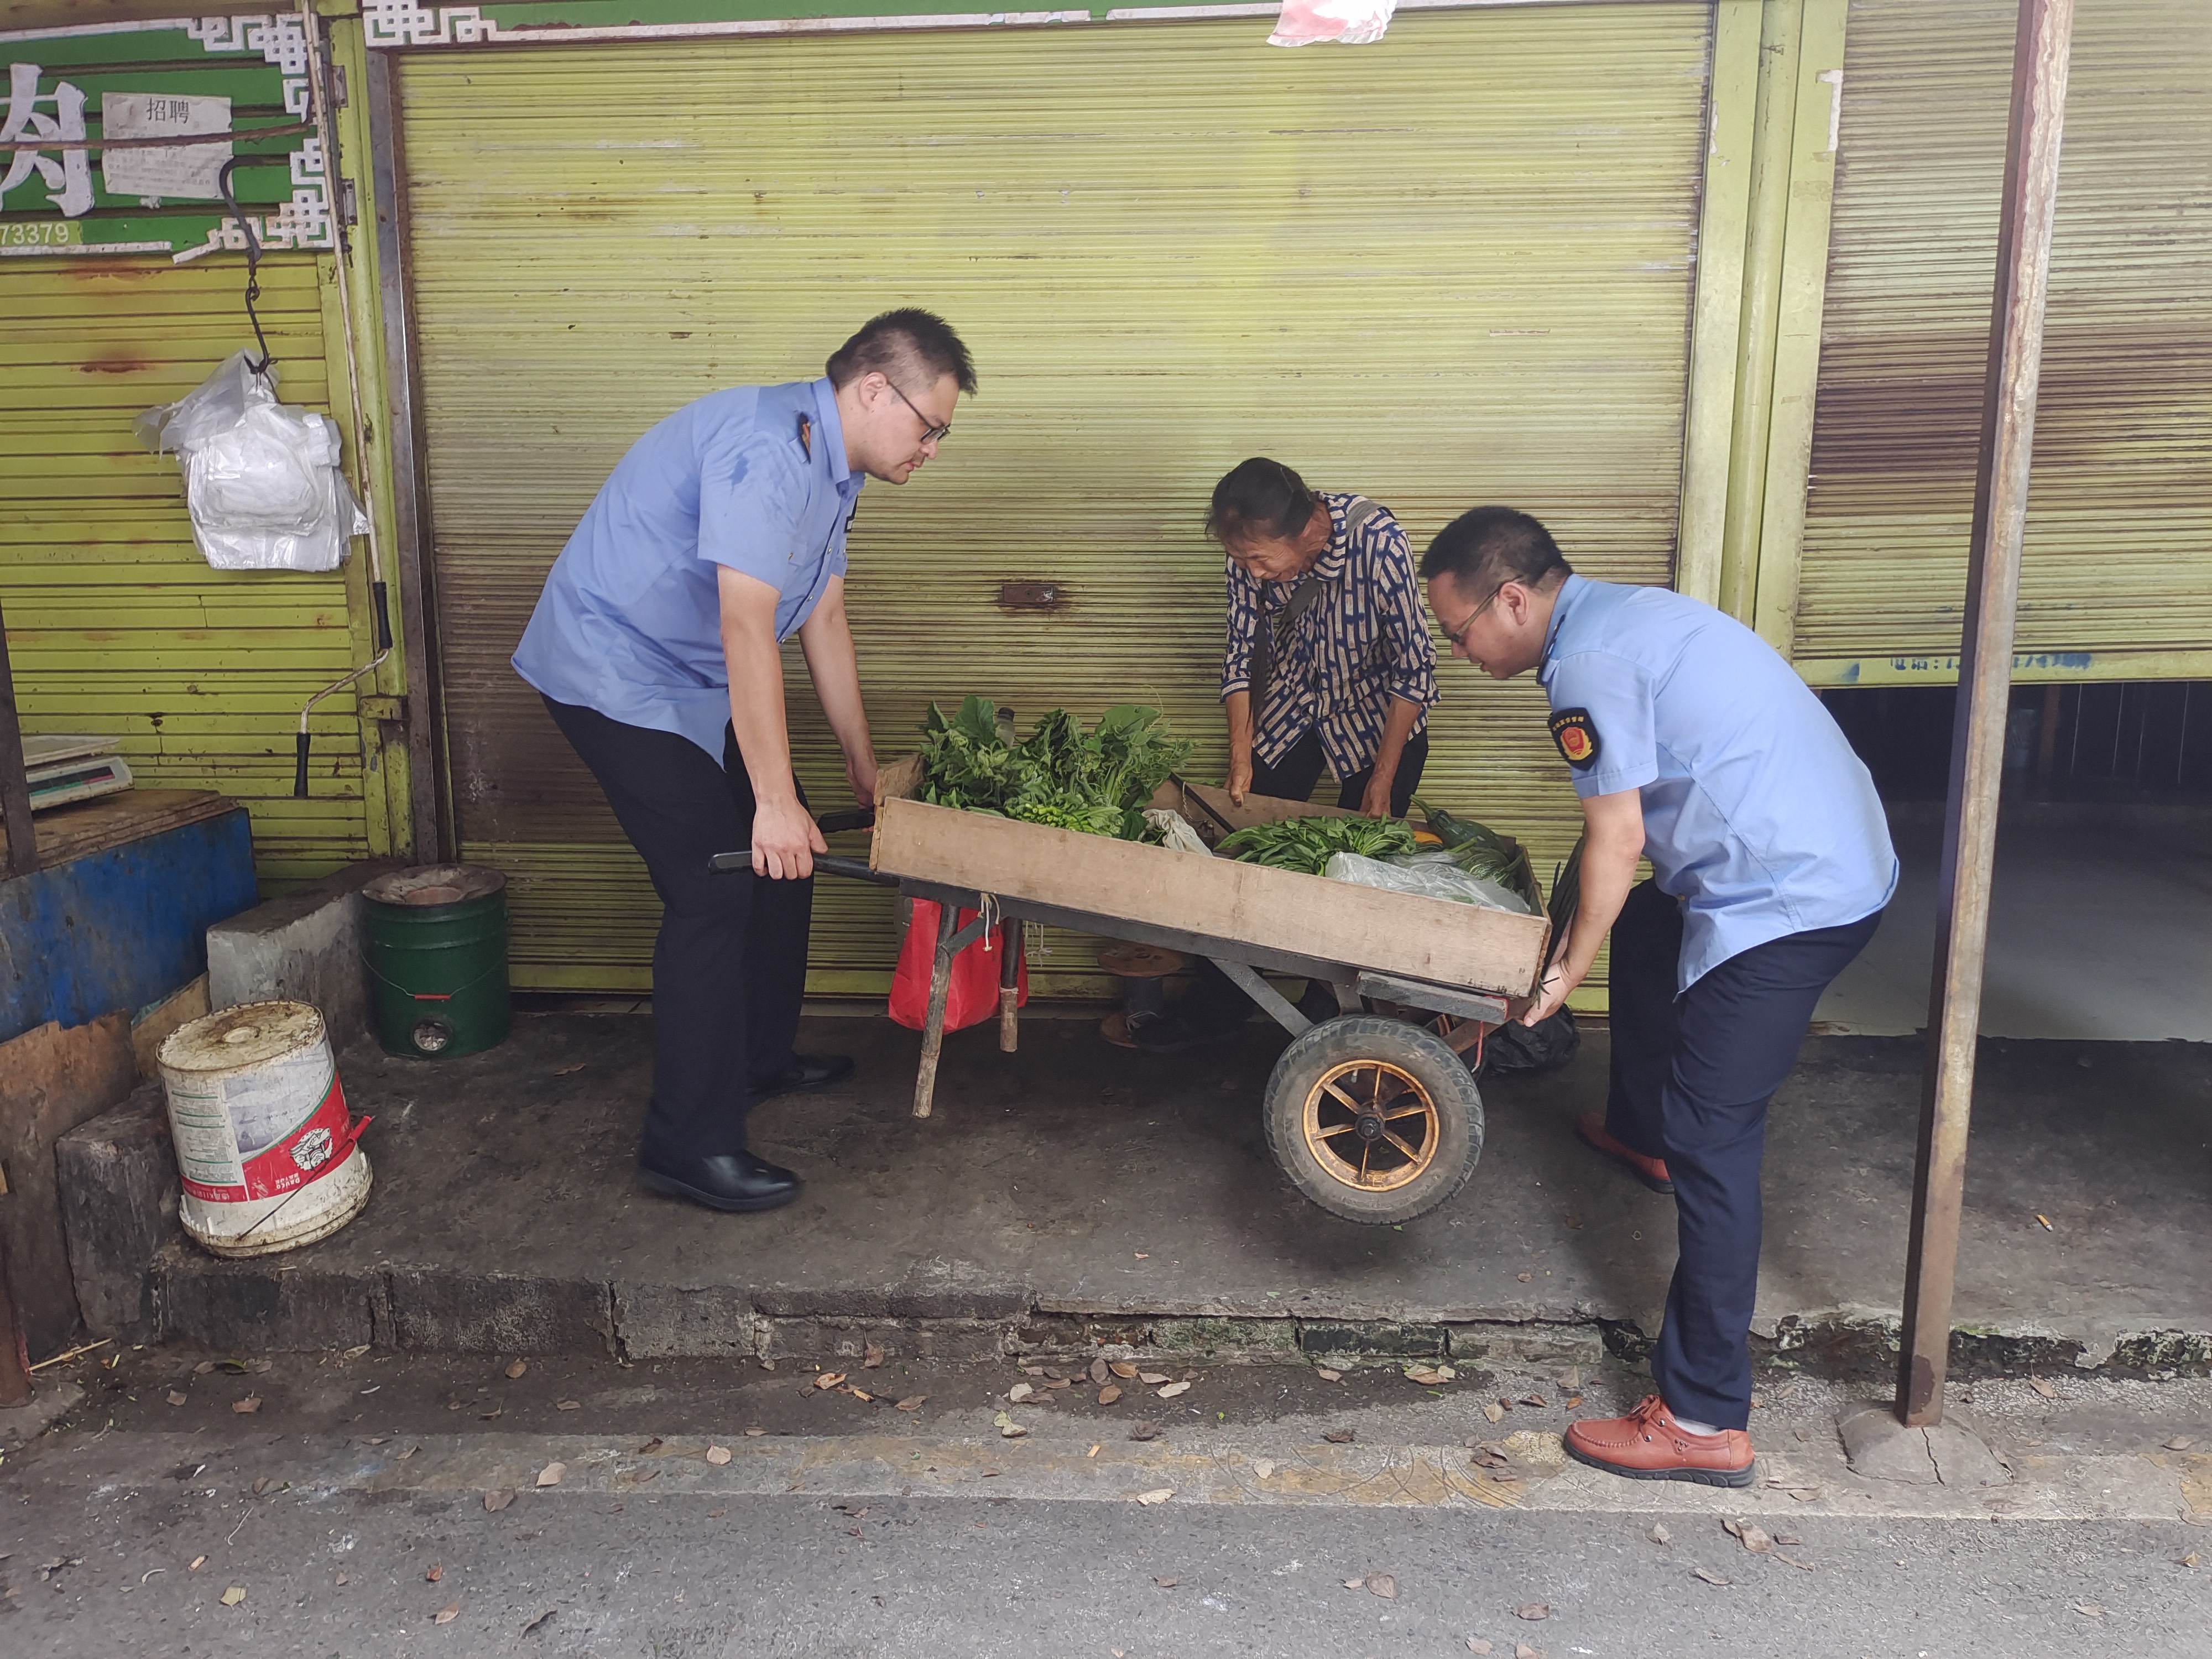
left=1423, top=505, right=1894, bottom=1487
left=514, top=310, right=975, bottom=1216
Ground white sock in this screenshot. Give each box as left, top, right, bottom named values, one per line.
left=1670, top=1413, right=1724, bottom=1437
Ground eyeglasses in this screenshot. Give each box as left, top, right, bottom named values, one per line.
left=885, top=379, right=953, bottom=445
left=1442, top=583, right=1506, bottom=650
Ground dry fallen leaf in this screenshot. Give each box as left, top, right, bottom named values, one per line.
left=1773, top=1551, right=1814, bottom=1572
left=1090, top=1358, right=1110, bottom=1385
left=705, top=1444, right=732, bottom=1465
left=427, top=1564, right=444, bottom=1583
left=478, top=1406, right=503, bottom=1422
left=484, top=1489, right=514, bottom=1512
left=1152, top=1575, right=1178, bottom=1588
left=1109, top=1361, right=1140, bottom=1380
left=220, top=1585, right=247, bottom=1606
left=167, top=1390, right=187, bottom=1407
left=1008, top=1383, right=1035, bottom=1403
left=1693, top=1568, right=1730, bottom=1586
left=504, top=1359, right=528, bottom=1380
left=1734, top=1521, right=1773, bottom=1554
left=1467, top=1641, right=1494, bottom=1656
left=1516, top=1646, right=1544, bottom=1659
left=556, top=1400, right=580, bottom=1411
left=743, top=1426, right=766, bottom=1436
left=995, top=1411, right=1028, bottom=1439
left=1324, top=1428, right=1357, bottom=1444
left=195, top=1360, right=216, bottom=1375
left=2182, top=1552, right=2200, bottom=1568
left=1520, top=1394, right=1547, bottom=1408
left=1406, top=1366, right=1454, bottom=1386
left=232, top=1395, right=262, bottom=1415
left=1156, top=1380, right=1191, bottom=1400
left=335, top=1572, right=348, bottom=1587
left=1365, top=1572, right=1397, bottom=1599
left=1250, top=1459, right=1276, bottom=1480
left=1649, top=1524, right=1671, bottom=1545
left=894, top=1396, right=926, bottom=1411
left=1515, top=1603, right=1550, bottom=1620
left=1564, top=1395, right=1584, bottom=1410
left=862, top=1343, right=885, bottom=1368
left=1099, top=1385, right=1123, bottom=1405
left=552, top=1062, right=587, bottom=1075
left=434, top=1603, right=460, bottom=1625
left=2072, top=1603, right=2105, bottom=1618
left=639, top=1437, right=665, bottom=1454
left=535, top=1462, right=566, bottom=1488
left=1133, top=1488, right=1174, bottom=1506
left=521, top=1609, right=556, bottom=1635
left=1129, top=1422, right=1162, bottom=1442
left=1470, top=1442, right=1510, bottom=1470
left=1316, top=1366, right=1343, bottom=1382
left=2030, top=1378, right=2058, bottom=1400
left=1344, top=1577, right=1366, bottom=1590
left=815, top=1372, right=846, bottom=1391
left=1516, top=1272, right=1533, bottom=1282
left=1483, top=1402, right=1507, bottom=1424
left=1138, top=1371, right=1170, bottom=1385
left=2164, top=1436, right=2198, bottom=1451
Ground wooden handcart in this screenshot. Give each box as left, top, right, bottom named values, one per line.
left=714, top=766, right=1551, bottom=1225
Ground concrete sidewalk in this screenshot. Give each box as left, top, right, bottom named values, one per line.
left=149, top=1011, right=2212, bottom=1373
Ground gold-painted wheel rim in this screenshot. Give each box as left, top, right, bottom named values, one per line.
left=1301, top=1060, right=1441, bottom=1192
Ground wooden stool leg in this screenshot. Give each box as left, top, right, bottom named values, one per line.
left=997, top=920, right=1021, bottom=1053
left=913, top=902, right=959, bottom=1119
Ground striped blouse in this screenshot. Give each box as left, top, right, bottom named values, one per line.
left=1219, top=492, right=1441, bottom=778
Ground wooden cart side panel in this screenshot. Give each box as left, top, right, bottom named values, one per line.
left=870, top=797, right=1549, bottom=998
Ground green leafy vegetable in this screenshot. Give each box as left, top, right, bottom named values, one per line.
left=917, top=695, right=1195, bottom=841
left=1215, top=815, right=1417, bottom=873
left=1416, top=799, right=1543, bottom=911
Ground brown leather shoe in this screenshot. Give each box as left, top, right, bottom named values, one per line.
left=1565, top=1395, right=1756, bottom=1487
left=1577, top=1112, right=1674, bottom=1194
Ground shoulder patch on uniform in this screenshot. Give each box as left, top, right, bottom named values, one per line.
left=1548, top=707, right=1601, bottom=768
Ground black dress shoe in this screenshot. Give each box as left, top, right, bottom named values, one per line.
left=749, top=1053, right=855, bottom=1100
left=637, top=1150, right=802, bottom=1213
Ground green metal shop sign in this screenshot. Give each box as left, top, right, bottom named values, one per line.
left=0, top=14, right=332, bottom=262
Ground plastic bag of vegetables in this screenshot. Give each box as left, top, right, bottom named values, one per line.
left=1322, top=851, right=1534, bottom=914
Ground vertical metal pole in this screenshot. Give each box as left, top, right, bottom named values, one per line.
left=1896, top=0, right=2074, bottom=1429
left=0, top=597, right=39, bottom=881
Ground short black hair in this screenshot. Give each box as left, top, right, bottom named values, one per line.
left=1420, top=505, right=1573, bottom=594
left=825, top=308, right=978, bottom=396
left=1206, top=457, right=1319, bottom=545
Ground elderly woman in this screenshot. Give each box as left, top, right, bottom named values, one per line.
left=1213, top=458, right=1439, bottom=817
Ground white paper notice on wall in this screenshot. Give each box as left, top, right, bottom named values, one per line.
left=1268, top=0, right=1397, bottom=47
left=100, top=92, right=233, bottom=202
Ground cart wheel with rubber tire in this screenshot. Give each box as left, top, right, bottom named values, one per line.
left=1261, top=1014, right=1486, bottom=1224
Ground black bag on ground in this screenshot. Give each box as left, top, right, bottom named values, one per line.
left=1477, top=1006, right=1580, bottom=1077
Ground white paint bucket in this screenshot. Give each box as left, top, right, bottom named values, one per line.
left=156, top=1000, right=373, bottom=1259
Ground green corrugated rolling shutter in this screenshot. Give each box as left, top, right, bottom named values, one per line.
left=1791, top=0, right=2212, bottom=680
left=0, top=255, right=378, bottom=889
left=396, top=4, right=1712, bottom=995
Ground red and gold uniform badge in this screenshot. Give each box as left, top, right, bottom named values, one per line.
left=1548, top=708, right=1601, bottom=768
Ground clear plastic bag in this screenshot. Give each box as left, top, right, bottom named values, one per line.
left=1323, top=850, right=1535, bottom=914
left=136, top=351, right=367, bottom=572
left=1140, top=808, right=1214, bottom=855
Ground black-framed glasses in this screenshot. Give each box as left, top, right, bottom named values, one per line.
left=886, top=379, right=953, bottom=445
left=1442, top=583, right=1505, bottom=650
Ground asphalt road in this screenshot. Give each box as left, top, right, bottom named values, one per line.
left=5, top=1348, right=2208, bottom=1658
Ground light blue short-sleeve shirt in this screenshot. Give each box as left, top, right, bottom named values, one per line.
left=1537, top=575, right=1897, bottom=992
left=512, top=377, right=863, bottom=763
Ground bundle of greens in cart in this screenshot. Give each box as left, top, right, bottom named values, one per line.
left=1215, top=802, right=1543, bottom=917
left=917, top=695, right=1196, bottom=841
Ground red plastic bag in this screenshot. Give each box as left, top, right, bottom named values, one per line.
left=888, top=900, right=1028, bottom=1032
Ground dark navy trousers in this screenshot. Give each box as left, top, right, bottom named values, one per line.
left=544, top=696, right=811, bottom=1161
left=1605, top=880, right=1884, bottom=1430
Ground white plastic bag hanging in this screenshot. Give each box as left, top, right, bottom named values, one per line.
left=1269, top=0, right=1397, bottom=48
left=135, top=350, right=368, bottom=573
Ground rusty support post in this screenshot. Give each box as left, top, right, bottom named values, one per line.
left=0, top=1223, right=31, bottom=1407
left=0, top=597, right=38, bottom=881
left=1896, top=0, right=2075, bottom=1429
left=997, top=920, right=1021, bottom=1053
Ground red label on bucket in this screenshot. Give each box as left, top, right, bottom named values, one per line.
left=179, top=1072, right=365, bottom=1203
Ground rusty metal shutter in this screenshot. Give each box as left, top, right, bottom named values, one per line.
left=395, top=5, right=1712, bottom=994
left=0, top=255, right=378, bottom=888
left=1791, top=0, right=2212, bottom=684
